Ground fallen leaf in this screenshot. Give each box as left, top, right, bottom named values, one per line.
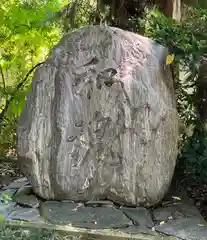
left=198, top=224, right=204, bottom=227
left=166, top=53, right=175, bottom=65
left=172, top=196, right=181, bottom=201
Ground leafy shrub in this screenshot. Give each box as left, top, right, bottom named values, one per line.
left=0, top=1, right=63, bottom=156
left=142, top=6, right=207, bottom=181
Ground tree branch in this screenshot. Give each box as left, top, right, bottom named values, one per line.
left=0, top=64, right=6, bottom=93
left=12, top=61, right=44, bottom=98
left=0, top=61, right=44, bottom=132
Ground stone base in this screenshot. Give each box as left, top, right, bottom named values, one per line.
left=1, top=177, right=207, bottom=240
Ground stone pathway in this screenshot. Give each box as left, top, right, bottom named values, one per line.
left=0, top=178, right=207, bottom=239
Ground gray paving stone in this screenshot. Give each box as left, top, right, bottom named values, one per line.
left=15, top=185, right=32, bottom=197
left=153, top=202, right=204, bottom=222
left=3, top=180, right=30, bottom=190
left=7, top=206, right=40, bottom=221
left=0, top=202, right=16, bottom=218
left=15, top=194, right=39, bottom=208
left=40, top=201, right=132, bottom=228
left=155, top=218, right=207, bottom=240
left=153, top=205, right=182, bottom=222
left=121, top=207, right=154, bottom=228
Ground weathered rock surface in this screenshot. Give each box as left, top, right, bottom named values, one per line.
left=7, top=206, right=40, bottom=221
left=121, top=207, right=154, bottom=228
left=15, top=185, right=32, bottom=197
left=0, top=201, right=16, bottom=218
left=153, top=201, right=202, bottom=222
left=15, top=194, right=39, bottom=208
left=3, top=180, right=29, bottom=190
left=155, top=218, right=207, bottom=240
left=17, top=26, right=178, bottom=206
left=41, top=201, right=132, bottom=228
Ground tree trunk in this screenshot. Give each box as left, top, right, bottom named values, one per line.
left=155, top=0, right=181, bottom=21
left=197, top=55, right=207, bottom=127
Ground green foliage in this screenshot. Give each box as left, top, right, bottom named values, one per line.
left=142, top=7, right=207, bottom=181
left=0, top=191, right=13, bottom=222
left=59, top=0, right=99, bottom=32
left=0, top=191, right=13, bottom=203
left=60, top=0, right=150, bottom=31
left=143, top=7, right=206, bottom=120
left=0, top=0, right=99, bottom=155
left=0, top=0, right=64, bottom=154
left=143, top=7, right=206, bottom=71
left=179, top=130, right=207, bottom=180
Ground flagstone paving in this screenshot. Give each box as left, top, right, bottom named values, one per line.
left=0, top=177, right=207, bottom=239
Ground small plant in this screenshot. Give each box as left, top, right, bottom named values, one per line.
left=0, top=191, right=13, bottom=203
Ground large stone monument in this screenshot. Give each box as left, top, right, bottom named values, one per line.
left=17, top=26, right=179, bottom=206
